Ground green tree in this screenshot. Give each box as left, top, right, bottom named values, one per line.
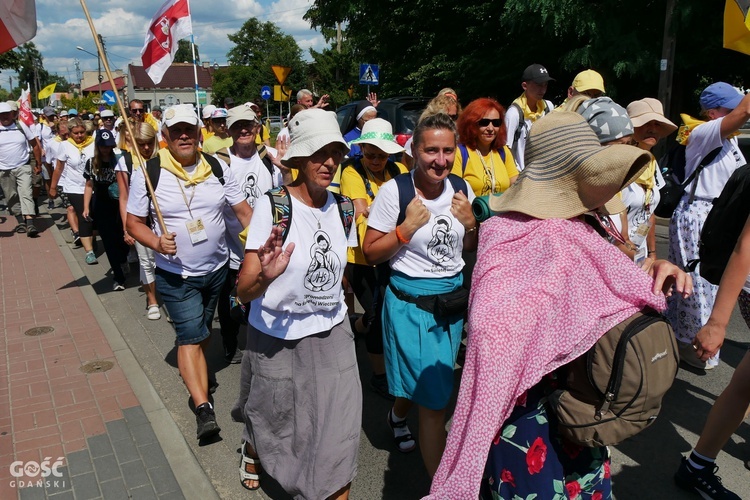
left=213, top=18, right=306, bottom=106
left=307, top=39, right=359, bottom=107
left=174, top=39, right=200, bottom=64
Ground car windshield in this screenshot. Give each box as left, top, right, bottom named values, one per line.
left=400, top=102, right=427, bottom=134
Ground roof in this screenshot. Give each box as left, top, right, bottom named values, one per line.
left=81, top=76, right=126, bottom=93
left=128, top=63, right=215, bottom=89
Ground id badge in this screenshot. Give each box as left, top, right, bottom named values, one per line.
left=186, top=218, right=208, bottom=245
left=630, top=222, right=650, bottom=248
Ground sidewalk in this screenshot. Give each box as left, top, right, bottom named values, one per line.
left=0, top=209, right=215, bottom=499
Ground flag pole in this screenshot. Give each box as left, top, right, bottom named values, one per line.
left=190, top=34, right=201, bottom=116
left=78, top=0, right=168, bottom=235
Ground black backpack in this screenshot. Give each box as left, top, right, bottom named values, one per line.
left=654, top=144, right=722, bottom=218
left=687, top=163, right=750, bottom=285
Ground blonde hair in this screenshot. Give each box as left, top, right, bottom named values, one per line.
left=118, top=119, right=159, bottom=159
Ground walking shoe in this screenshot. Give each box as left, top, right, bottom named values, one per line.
left=195, top=403, right=221, bottom=439
left=26, top=222, right=38, bottom=237
left=113, top=282, right=125, bottom=292
left=47, top=199, right=55, bottom=210
left=147, top=304, right=161, bottom=321
left=85, top=251, right=98, bottom=265
left=370, top=374, right=395, bottom=400
left=674, top=457, right=740, bottom=499
left=387, top=409, right=416, bottom=453
left=224, top=348, right=242, bottom=364
left=72, top=231, right=81, bottom=247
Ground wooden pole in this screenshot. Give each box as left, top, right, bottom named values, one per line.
left=78, top=0, right=168, bottom=235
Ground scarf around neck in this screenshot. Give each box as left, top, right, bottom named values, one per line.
left=157, top=148, right=213, bottom=186
left=513, top=93, right=547, bottom=122
left=426, top=214, right=666, bottom=499
left=67, top=135, right=94, bottom=153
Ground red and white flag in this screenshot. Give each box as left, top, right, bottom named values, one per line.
left=18, top=84, right=34, bottom=127
left=140, top=0, right=192, bottom=84
left=0, top=0, right=37, bottom=53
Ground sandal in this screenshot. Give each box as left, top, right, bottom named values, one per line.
left=239, top=440, right=262, bottom=491
left=387, top=409, right=416, bottom=453
left=147, top=304, right=161, bottom=320
left=15, top=224, right=27, bottom=234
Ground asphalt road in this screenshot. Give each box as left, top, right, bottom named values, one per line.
left=58, top=211, right=750, bottom=500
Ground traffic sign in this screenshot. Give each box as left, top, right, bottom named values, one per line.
left=273, top=85, right=291, bottom=102
left=359, top=64, right=379, bottom=85
left=261, top=86, right=272, bottom=100
left=102, top=90, right=116, bottom=105
left=271, top=66, right=292, bottom=85
left=197, top=90, right=207, bottom=105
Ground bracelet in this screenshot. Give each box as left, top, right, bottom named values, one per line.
left=648, top=250, right=657, bottom=255
left=465, top=225, right=477, bottom=233
left=648, top=248, right=656, bottom=253
left=395, top=225, right=410, bottom=244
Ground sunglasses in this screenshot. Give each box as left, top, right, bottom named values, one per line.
left=363, top=152, right=389, bottom=161
left=129, top=108, right=144, bottom=114
left=477, top=118, right=502, bottom=127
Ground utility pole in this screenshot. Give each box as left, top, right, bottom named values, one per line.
left=335, top=22, right=342, bottom=82
left=97, top=34, right=105, bottom=101
left=657, top=0, right=676, bottom=121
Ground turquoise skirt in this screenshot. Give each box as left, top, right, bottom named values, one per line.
left=382, top=271, right=464, bottom=410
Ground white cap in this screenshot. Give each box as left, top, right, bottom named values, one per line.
left=202, top=104, right=216, bottom=119
left=227, top=106, right=258, bottom=129
left=163, top=104, right=199, bottom=128
left=0, top=102, right=12, bottom=113
left=100, top=110, right=115, bottom=118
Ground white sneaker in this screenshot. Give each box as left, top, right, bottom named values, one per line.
left=147, top=304, right=161, bottom=320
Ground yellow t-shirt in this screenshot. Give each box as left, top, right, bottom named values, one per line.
left=201, top=127, right=214, bottom=142
left=255, top=123, right=270, bottom=146
left=340, top=161, right=408, bottom=265
left=202, top=135, right=233, bottom=154
left=451, top=145, right=518, bottom=196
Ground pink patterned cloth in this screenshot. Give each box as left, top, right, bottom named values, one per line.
left=426, top=214, right=667, bottom=499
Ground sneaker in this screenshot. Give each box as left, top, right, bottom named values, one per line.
left=224, top=348, right=242, bottom=364
left=26, top=222, right=38, bottom=237
left=370, top=374, right=395, bottom=401
left=387, top=409, right=416, bottom=453
left=195, top=403, right=221, bottom=439
left=147, top=304, right=161, bottom=321
left=72, top=231, right=81, bottom=247
left=678, top=341, right=712, bottom=370
left=47, top=200, right=55, bottom=210
left=85, top=251, right=98, bottom=265
left=674, top=457, right=740, bottom=499
left=113, top=282, right=125, bottom=292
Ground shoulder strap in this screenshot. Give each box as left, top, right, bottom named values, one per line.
left=343, top=157, right=376, bottom=200
left=395, top=172, right=416, bottom=227
left=447, top=173, right=468, bottom=197
left=386, top=160, right=401, bottom=180
left=257, top=145, right=275, bottom=178
left=145, top=156, right=162, bottom=199
left=509, top=103, right=525, bottom=144
left=499, top=146, right=507, bottom=163
left=201, top=152, right=225, bottom=185
left=123, top=150, right=133, bottom=177
left=267, top=186, right=292, bottom=244
left=215, top=148, right=231, bottom=167
left=332, top=192, right=355, bottom=238
left=686, top=146, right=723, bottom=203
left=458, top=144, right=469, bottom=176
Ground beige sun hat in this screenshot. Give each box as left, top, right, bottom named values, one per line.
left=281, top=108, right=349, bottom=168
left=626, top=98, right=677, bottom=133
left=349, top=118, right=405, bottom=155
left=490, top=111, right=651, bottom=219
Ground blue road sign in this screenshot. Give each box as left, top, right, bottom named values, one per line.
left=102, top=90, right=116, bottom=105
left=261, top=85, right=272, bottom=100
left=359, top=64, right=379, bottom=85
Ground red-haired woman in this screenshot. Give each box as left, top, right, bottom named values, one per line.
left=452, top=98, right=518, bottom=197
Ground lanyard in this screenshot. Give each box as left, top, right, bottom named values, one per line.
left=475, top=150, right=496, bottom=195
left=591, top=211, right=628, bottom=246
left=176, top=180, right=197, bottom=219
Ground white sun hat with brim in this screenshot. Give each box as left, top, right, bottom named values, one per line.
left=349, top=118, right=405, bottom=155
left=281, top=108, right=349, bottom=168
left=163, top=104, right=199, bottom=128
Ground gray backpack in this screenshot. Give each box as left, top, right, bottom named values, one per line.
left=548, top=310, right=679, bottom=447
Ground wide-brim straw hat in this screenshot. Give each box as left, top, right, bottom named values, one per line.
left=349, top=118, right=404, bottom=155
left=490, top=112, right=651, bottom=219
left=281, top=108, right=349, bottom=168
left=626, top=97, right=677, bottom=134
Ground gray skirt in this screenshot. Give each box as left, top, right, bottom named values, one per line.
left=242, top=320, right=362, bottom=500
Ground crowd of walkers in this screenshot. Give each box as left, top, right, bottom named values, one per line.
left=2, top=65, right=749, bottom=499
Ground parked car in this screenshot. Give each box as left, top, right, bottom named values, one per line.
left=336, top=96, right=430, bottom=147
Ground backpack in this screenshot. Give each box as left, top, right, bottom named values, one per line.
left=653, top=144, right=722, bottom=218
left=228, top=186, right=355, bottom=324
left=456, top=144, right=506, bottom=177
left=547, top=309, right=679, bottom=447
left=688, top=163, right=750, bottom=285
left=120, top=150, right=134, bottom=180
left=509, top=101, right=550, bottom=147
left=393, top=172, right=468, bottom=226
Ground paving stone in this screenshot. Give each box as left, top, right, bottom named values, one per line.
left=18, top=486, right=46, bottom=500
left=99, top=478, right=129, bottom=500
left=87, top=433, right=113, bottom=458
left=121, top=460, right=150, bottom=489
left=112, top=436, right=139, bottom=463
left=66, top=450, right=93, bottom=476
left=105, top=419, right=131, bottom=442
left=130, top=422, right=158, bottom=446
left=123, top=406, right=149, bottom=426
left=138, top=442, right=170, bottom=469
left=158, top=490, right=186, bottom=500
left=148, top=466, right=180, bottom=495
left=129, top=484, right=159, bottom=500
left=71, top=471, right=101, bottom=500
left=92, top=453, right=121, bottom=482
left=47, top=489, right=75, bottom=499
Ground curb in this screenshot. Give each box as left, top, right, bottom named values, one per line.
left=48, top=214, right=220, bottom=500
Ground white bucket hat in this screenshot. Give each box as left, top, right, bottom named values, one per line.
left=349, top=118, right=405, bottom=155
left=281, top=108, right=349, bottom=168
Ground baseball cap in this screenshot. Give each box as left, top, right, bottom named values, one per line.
left=68, top=108, right=78, bottom=116
left=699, top=82, right=744, bottom=111
left=211, top=108, right=228, bottom=119
left=100, top=110, right=115, bottom=118
left=59, top=110, right=68, bottom=117
left=163, top=104, right=199, bottom=128
left=0, top=102, right=12, bottom=113
left=96, top=129, right=117, bottom=147
left=227, top=106, right=257, bottom=129
left=43, top=106, right=56, bottom=117
left=201, top=104, right=216, bottom=119
left=522, top=64, right=555, bottom=84
left=224, top=97, right=235, bottom=107
left=572, top=70, right=605, bottom=94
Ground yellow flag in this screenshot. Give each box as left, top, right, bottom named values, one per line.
left=724, top=0, right=750, bottom=55
left=37, top=83, right=56, bottom=100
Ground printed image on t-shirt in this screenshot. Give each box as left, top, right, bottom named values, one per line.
left=428, top=215, right=459, bottom=264
left=304, top=230, right=341, bottom=292
left=242, top=172, right=262, bottom=206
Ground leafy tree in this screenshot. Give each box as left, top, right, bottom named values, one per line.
left=213, top=18, right=307, bottom=106
left=15, top=42, right=50, bottom=92
left=47, top=74, right=71, bottom=93
left=307, top=39, right=359, bottom=107
left=174, top=39, right=200, bottom=64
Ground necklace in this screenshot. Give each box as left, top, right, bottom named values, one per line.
left=288, top=185, right=326, bottom=228
left=475, top=149, right=496, bottom=195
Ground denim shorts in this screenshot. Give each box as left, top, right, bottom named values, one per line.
left=155, top=264, right=228, bottom=345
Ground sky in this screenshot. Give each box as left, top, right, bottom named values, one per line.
left=1, top=0, right=327, bottom=91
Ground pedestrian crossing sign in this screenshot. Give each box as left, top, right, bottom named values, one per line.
left=359, top=64, right=379, bottom=85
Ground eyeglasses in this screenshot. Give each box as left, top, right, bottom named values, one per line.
left=477, top=118, right=502, bottom=127
left=129, top=108, right=144, bottom=114
left=363, top=152, right=389, bottom=161
left=102, top=116, right=114, bottom=120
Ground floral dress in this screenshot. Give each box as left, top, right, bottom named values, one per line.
left=481, top=378, right=612, bottom=500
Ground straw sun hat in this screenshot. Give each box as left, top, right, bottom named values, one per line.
left=349, top=118, right=405, bottom=155
left=490, top=111, right=651, bottom=219
left=281, top=108, right=349, bottom=168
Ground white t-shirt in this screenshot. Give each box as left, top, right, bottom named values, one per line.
left=57, top=140, right=95, bottom=194
left=0, top=121, right=35, bottom=170
left=504, top=100, right=554, bottom=172
left=613, top=166, right=665, bottom=257
left=222, top=148, right=282, bottom=270
left=44, top=138, right=61, bottom=166
left=684, top=117, right=745, bottom=200
left=126, top=157, right=245, bottom=276
left=367, top=172, right=475, bottom=278
left=244, top=191, right=357, bottom=340
left=38, top=123, right=55, bottom=153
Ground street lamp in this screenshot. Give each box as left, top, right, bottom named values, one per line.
left=76, top=45, right=102, bottom=99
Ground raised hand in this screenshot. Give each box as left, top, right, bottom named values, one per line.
left=257, top=226, right=296, bottom=281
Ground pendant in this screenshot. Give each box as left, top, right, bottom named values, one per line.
left=317, top=221, right=321, bottom=229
